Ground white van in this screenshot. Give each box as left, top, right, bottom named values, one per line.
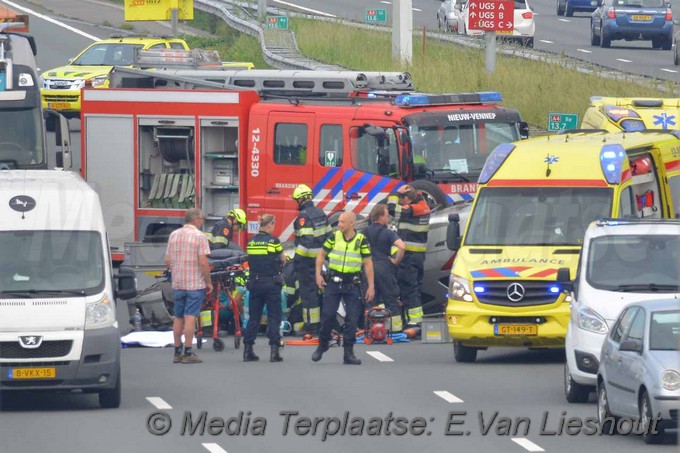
left=560, top=218, right=680, bottom=403
left=0, top=170, right=136, bottom=408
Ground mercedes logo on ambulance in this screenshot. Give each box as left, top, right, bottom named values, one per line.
left=9, top=195, right=36, bottom=213
left=19, top=335, right=43, bottom=349
left=506, top=283, right=526, bottom=302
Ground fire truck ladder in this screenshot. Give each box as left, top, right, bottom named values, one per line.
left=109, top=66, right=414, bottom=96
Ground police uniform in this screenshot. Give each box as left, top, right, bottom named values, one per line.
left=317, top=230, right=371, bottom=347
left=244, top=232, right=283, bottom=349
left=363, top=222, right=403, bottom=332
left=206, top=218, right=240, bottom=251
left=293, top=199, right=331, bottom=331
left=388, top=191, right=431, bottom=325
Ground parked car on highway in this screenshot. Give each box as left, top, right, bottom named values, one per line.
left=438, top=0, right=467, bottom=33
left=456, top=0, right=536, bottom=47
left=41, top=36, right=190, bottom=118
left=564, top=219, right=680, bottom=403
left=557, top=0, right=599, bottom=17
left=590, top=0, right=674, bottom=49
left=597, top=298, right=680, bottom=444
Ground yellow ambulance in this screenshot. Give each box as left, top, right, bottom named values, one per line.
left=582, top=97, right=679, bottom=132
left=445, top=130, right=680, bottom=362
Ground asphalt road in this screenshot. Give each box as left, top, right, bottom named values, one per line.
left=1, top=343, right=677, bottom=452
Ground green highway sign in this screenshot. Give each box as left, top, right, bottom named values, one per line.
left=365, top=8, right=387, bottom=23
left=266, top=15, right=289, bottom=29
left=548, top=112, right=579, bottom=131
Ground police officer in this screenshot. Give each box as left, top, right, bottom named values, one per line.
left=312, top=211, right=374, bottom=365
left=363, top=203, right=406, bottom=332
left=387, top=185, right=431, bottom=326
left=292, top=184, right=331, bottom=335
left=206, top=208, right=247, bottom=251
left=243, top=214, right=286, bottom=363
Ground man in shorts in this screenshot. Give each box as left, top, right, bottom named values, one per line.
left=165, top=208, right=213, bottom=364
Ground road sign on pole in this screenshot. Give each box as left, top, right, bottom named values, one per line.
left=266, top=15, right=288, bottom=29
left=365, top=8, right=388, bottom=23
left=548, top=113, right=579, bottom=131
left=467, top=0, right=514, bottom=31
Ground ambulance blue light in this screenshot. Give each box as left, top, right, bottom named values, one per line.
left=549, top=286, right=560, bottom=294
left=478, top=143, right=516, bottom=184
left=473, top=285, right=485, bottom=294
left=600, top=144, right=626, bottom=184
left=478, top=92, right=502, bottom=103
left=620, top=119, right=645, bottom=132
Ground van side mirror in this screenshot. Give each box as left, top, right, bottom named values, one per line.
left=619, top=339, right=642, bottom=354
left=556, top=267, right=573, bottom=291
left=115, top=267, right=138, bottom=300
left=446, top=213, right=461, bottom=251
left=519, top=121, right=530, bottom=139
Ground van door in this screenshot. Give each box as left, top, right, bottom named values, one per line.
left=264, top=113, right=315, bottom=241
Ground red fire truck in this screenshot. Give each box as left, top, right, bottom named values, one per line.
left=81, top=65, right=528, bottom=308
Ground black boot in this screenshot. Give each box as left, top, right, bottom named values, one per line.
left=343, top=345, right=361, bottom=365
left=311, top=340, right=329, bottom=362
left=270, top=345, right=283, bottom=362
left=243, top=344, right=259, bottom=362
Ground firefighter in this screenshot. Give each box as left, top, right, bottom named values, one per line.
left=206, top=208, right=247, bottom=251
left=363, top=203, right=406, bottom=332
left=243, top=214, right=287, bottom=363
left=387, top=185, right=431, bottom=326
left=292, top=184, right=331, bottom=335
left=312, top=211, right=374, bottom=365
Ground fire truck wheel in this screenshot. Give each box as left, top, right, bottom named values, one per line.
left=410, top=180, right=449, bottom=209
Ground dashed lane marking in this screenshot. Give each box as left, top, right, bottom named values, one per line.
left=366, top=351, right=394, bottom=362
left=146, top=397, right=172, bottom=410
left=539, top=40, right=554, bottom=44
left=577, top=48, right=592, bottom=53
left=616, top=58, right=632, bottom=63
left=511, top=438, right=545, bottom=452
left=558, top=18, right=571, bottom=22
left=413, top=8, right=423, bottom=11
left=660, top=68, right=678, bottom=73
left=433, top=390, right=464, bottom=403
left=272, top=0, right=336, bottom=17
left=202, top=443, right=228, bottom=453
left=381, top=0, right=392, bottom=3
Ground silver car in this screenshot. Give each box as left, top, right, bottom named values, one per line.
left=597, top=298, right=680, bottom=444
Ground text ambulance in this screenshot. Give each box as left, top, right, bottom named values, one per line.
left=444, top=130, right=680, bottom=362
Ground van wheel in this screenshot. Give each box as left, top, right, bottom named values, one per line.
left=410, top=180, right=449, bottom=210
left=564, top=363, right=591, bottom=403
left=453, top=340, right=477, bottom=362
left=640, top=390, right=665, bottom=444
left=99, top=371, right=121, bottom=409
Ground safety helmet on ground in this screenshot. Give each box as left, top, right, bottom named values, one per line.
left=292, top=184, right=313, bottom=201
left=228, top=208, right=247, bottom=227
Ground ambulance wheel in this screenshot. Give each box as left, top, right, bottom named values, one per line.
left=234, top=336, right=241, bottom=349
left=196, top=335, right=203, bottom=349
left=410, top=180, right=449, bottom=209
left=453, top=340, right=477, bottom=363
left=213, top=338, right=225, bottom=352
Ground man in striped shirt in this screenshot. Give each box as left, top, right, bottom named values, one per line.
left=165, top=208, right=213, bottom=364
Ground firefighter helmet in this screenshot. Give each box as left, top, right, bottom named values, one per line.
left=292, top=184, right=313, bottom=201
left=228, top=208, right=247, bottom=227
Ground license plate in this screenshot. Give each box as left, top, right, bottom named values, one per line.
left=494, top=324, right=538, bottom=336
left=631, top=15, right=652, bottom=21
left=496, top=30, right=513, bottom=35
left=9, top=367, right=56, bottom=379
left=48, top=102, right=71, bottom=110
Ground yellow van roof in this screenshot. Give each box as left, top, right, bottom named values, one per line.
left=589, top=97, right=679, bottom=130
left=488, top=131, right=679, bottom=187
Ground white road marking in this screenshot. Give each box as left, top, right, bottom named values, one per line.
left=203, top=444, right=228, bottom=453
left=413, top=8, right=423, bottom=12
left=381, top=0, right=392, bottom=3
left=660, top=68, right=678, bottom=73
left=0, top=0, right=100, bottom=40
left=366, top=351, right=394, bottom=362
left=539, top=40, right=554, bottom=44
left=433, top=390, right=464, bottom=403
left=511, top=438, right=545, bottom=452
left=558, top=18, right=571, bottom=22
left=146, top=397, right=172, bottom=410
left=577, top=48, right=592, bottom=53
left=272, top=0, right=336, bottom=17
left=616, top=58, right=632, bottom=63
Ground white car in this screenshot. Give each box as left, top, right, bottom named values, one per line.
left=437, top=0, right=467, bottom=33
left=456, top=0, right=536, bottom=47
left=562, top=218, right=680, bottom=403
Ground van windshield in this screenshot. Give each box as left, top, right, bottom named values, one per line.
left=465, top=187, right=613, bottom=246
left=0, top=231, right=105, bottom=297
left=586, top=235, right=680, bottom=291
